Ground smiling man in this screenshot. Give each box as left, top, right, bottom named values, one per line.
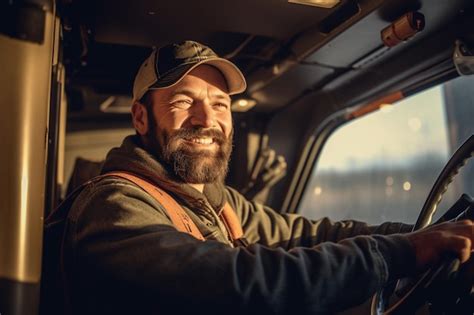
left=50, top=41, right=474, bottom=315
left=134, top=63, right=234, bottom=189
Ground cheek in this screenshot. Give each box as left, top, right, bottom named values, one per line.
left=155, top=111, right=187, bottom=134
left=218, top=112, right=233, bottom=137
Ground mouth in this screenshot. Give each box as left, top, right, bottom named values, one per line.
left=182, top=136, right=216, bottom=147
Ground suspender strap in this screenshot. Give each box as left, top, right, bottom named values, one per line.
left=105, top=171, right=205, bottom=241
left=219, top=203, right=244, bottom=241
left=103, top=171, right=246, bottom=245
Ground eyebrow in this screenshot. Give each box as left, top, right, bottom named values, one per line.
left=171, top=88, right=231, bottom=103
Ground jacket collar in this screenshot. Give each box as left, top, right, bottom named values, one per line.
left=101, top=135, right=227, bottom=212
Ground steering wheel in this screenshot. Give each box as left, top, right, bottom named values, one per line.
left=371, top=135, right=474, bottom=315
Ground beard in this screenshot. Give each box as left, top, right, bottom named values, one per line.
left=144, top=118, right=232, bottom=184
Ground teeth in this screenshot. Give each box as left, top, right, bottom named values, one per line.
left=190, top=137, right=213, bottom=144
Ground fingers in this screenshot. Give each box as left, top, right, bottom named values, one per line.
left=448, top=235, right=472, bottom=263
left=435, top=219, right=473, bottom=239
left=407, top=220, right=474, bottom=269
left=435, top=220, right=473, bottom=263
left=450, top=219, right=473, bottom=241
left=455, top=219, right=473, bottom=226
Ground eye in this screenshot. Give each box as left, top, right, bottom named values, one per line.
left=213, top=102, right=229, bottom=111
left=171, top=99, right=192, bottom=109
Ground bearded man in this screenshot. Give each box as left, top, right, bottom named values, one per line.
left=50, top=41, right=474, bottom=315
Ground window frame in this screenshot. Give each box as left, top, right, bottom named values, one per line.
left=283, top=69, right=460, bottom=215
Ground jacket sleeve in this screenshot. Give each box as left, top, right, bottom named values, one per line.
left=225, top=186, right=413, bottom=249
left=66, top=179, right=416, bottom=315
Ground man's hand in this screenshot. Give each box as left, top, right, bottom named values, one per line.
left=406, top=220, right=474, bottom=270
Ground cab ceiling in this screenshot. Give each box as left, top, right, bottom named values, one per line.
left=62, top=0, right=474, bottom=117
left=85, top=0, right=329, bottom=45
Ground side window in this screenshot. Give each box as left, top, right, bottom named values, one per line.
left=298, top=75, right=474, bottom=225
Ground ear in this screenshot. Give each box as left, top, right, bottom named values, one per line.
left=131, top=101, right=149, bottom=135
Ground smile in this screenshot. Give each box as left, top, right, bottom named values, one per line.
left=184, top=137, right=215, bottom=145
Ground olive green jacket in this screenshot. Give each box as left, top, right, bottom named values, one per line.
left=63, top=135, right=415, bottom=315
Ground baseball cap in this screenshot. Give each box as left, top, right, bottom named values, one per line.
left=133, top=40, right=247, bottom=102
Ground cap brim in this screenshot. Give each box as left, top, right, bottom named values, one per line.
left=149, top=58, right=247, bottom=96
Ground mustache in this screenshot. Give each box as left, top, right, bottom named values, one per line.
left=169, top=128, right=227, bottom=145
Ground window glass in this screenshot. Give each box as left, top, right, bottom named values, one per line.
left=299, top=75, right=474, bottom=225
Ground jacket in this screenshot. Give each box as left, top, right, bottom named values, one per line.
left=61, top=135, right=415, bottom=315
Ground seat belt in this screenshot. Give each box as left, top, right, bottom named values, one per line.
left=105, top=171, right=244, bottom=243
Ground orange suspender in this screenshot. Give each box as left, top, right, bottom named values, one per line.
left=220, top=202, right=244, bottom=241
left=104, top=171, right=243, bottom=242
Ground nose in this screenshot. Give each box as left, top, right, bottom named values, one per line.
left=189, top=102, right=215, bottom=128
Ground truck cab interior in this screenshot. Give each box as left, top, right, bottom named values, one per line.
left=1, top=0, right=474, bottom=314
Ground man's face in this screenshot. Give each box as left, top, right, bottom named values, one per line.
left=141, top=65, right=233, bottom=184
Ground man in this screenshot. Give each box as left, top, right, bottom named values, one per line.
left=54, top=41, right=473, bottom=314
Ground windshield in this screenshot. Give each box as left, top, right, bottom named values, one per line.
left=298, top=74, right=474, bottom=225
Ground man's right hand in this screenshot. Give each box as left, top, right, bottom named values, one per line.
left=406, top=220, right=474, bottom=270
